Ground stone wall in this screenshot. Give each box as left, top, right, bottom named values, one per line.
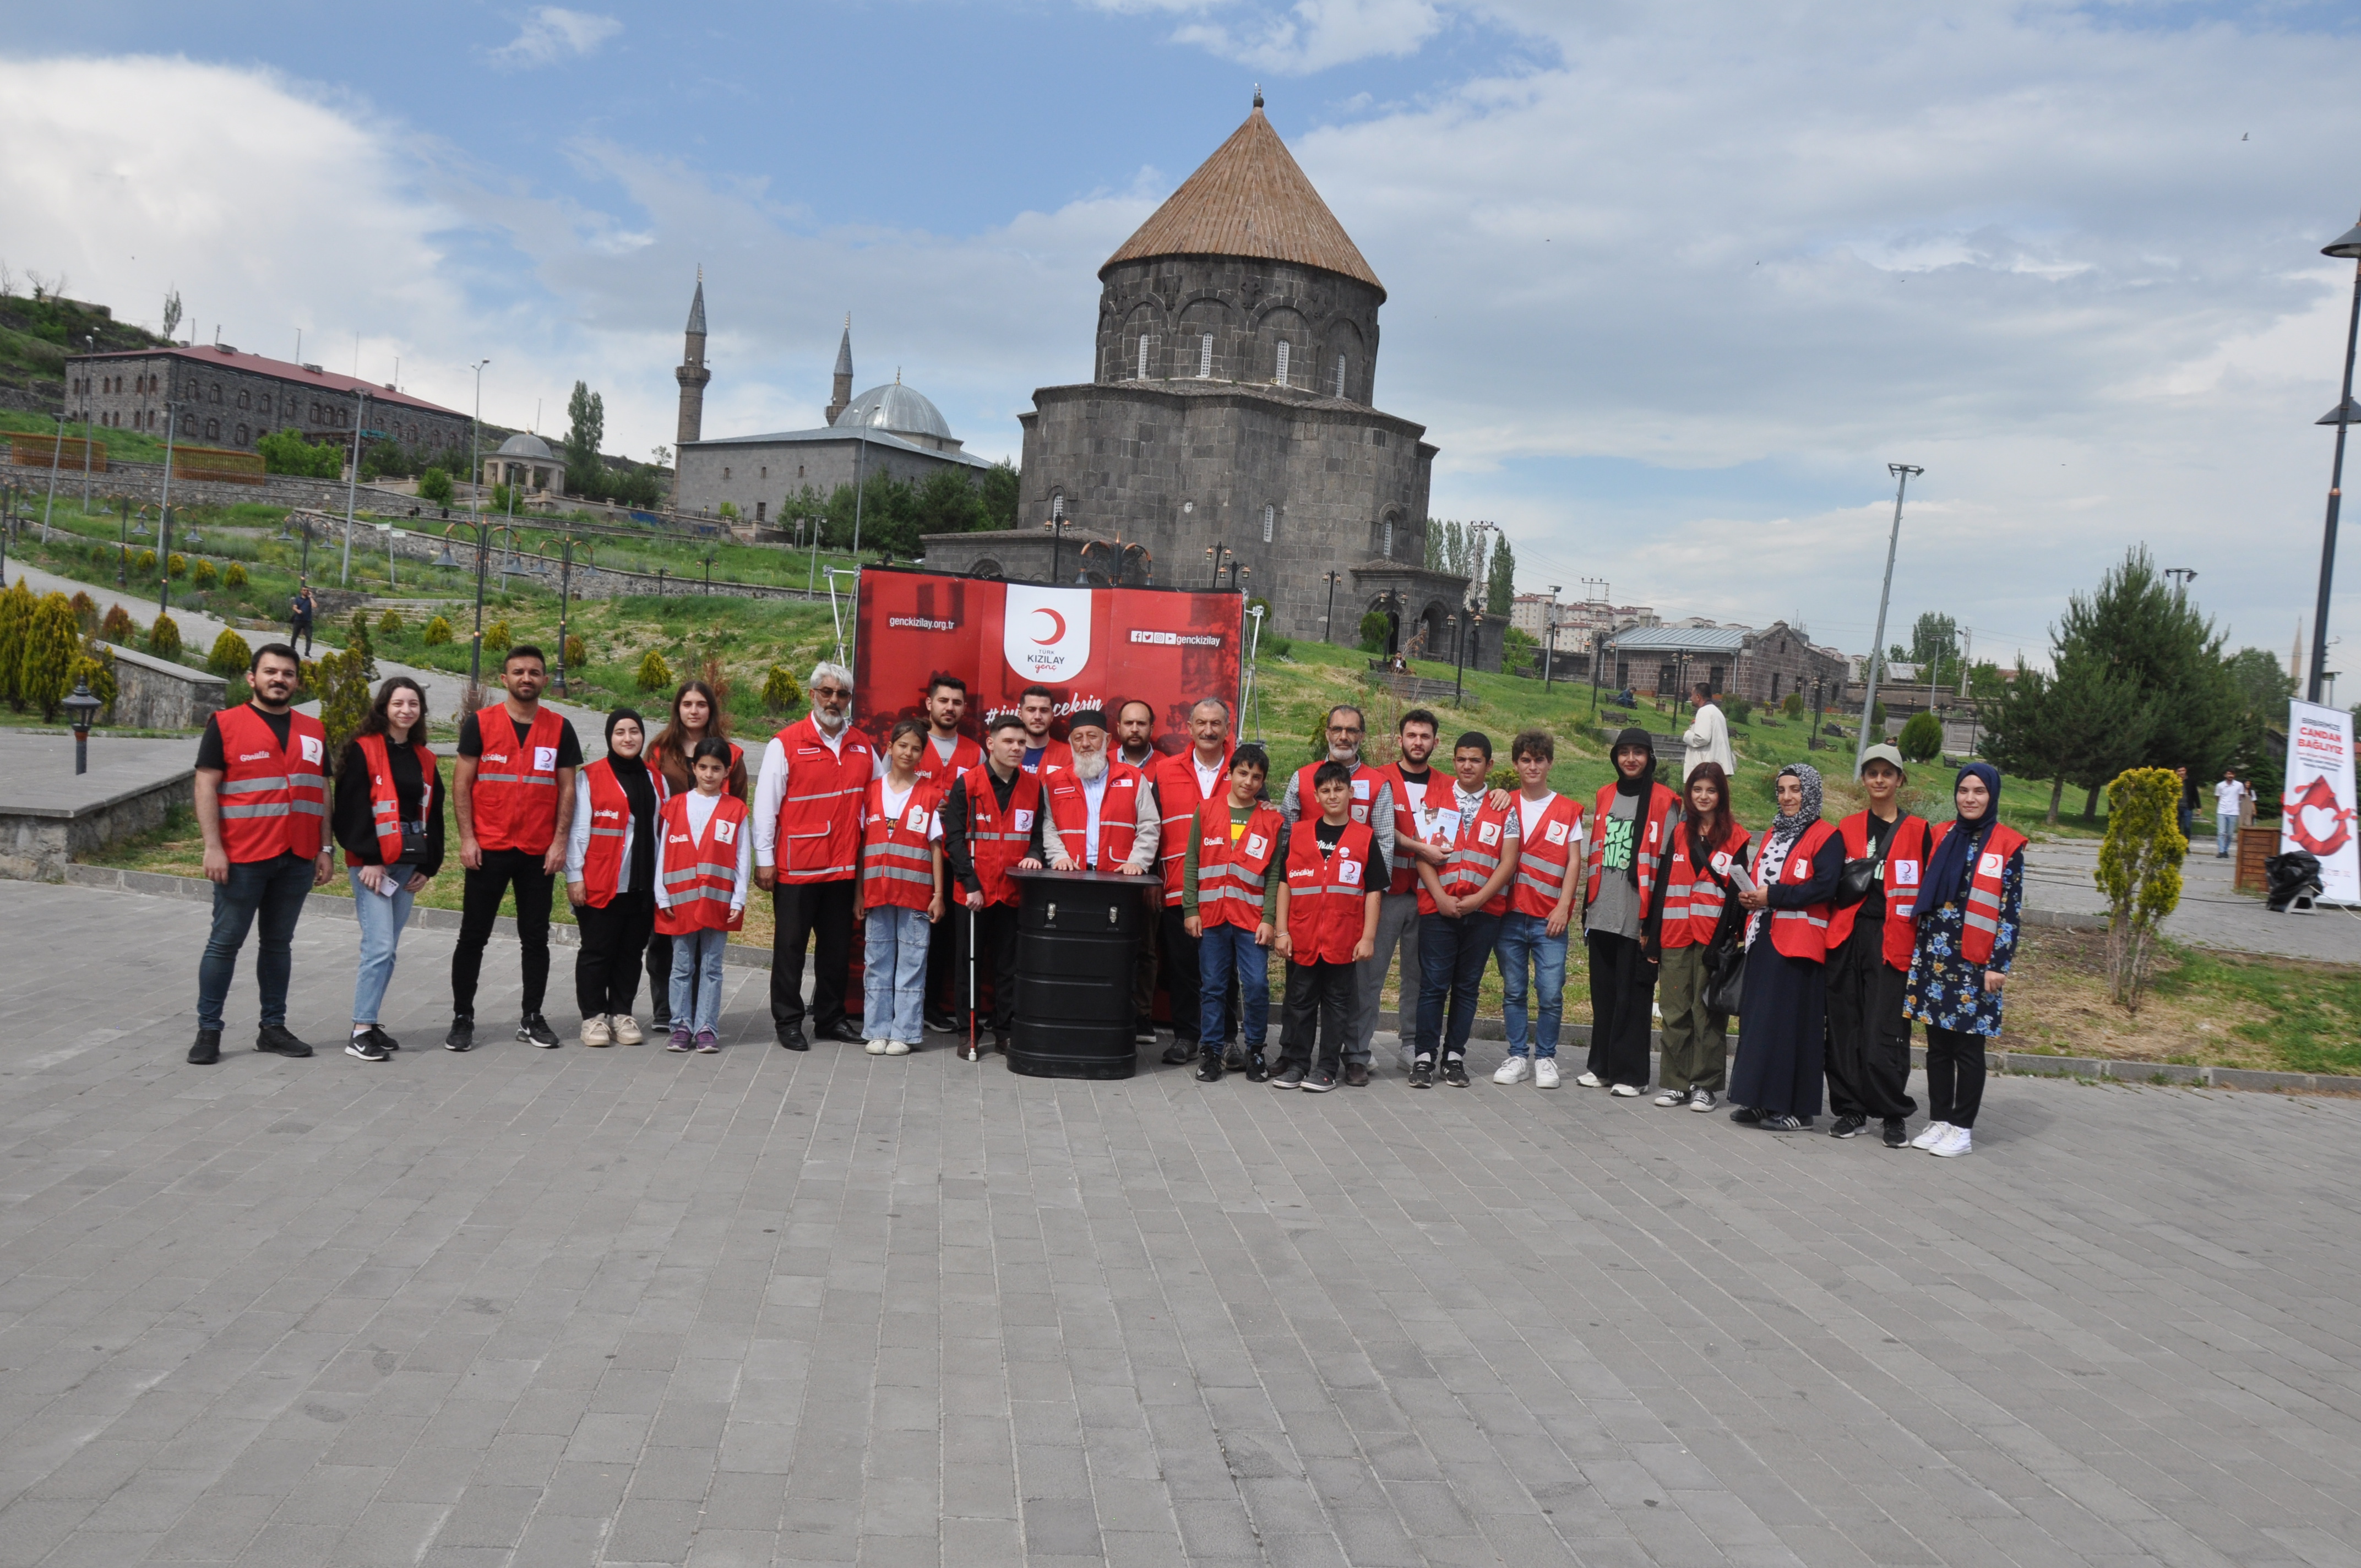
left=102, top=643, right=227, bottom=729
left=1094, top=256, right=1384, bottom=404
left=1738, top=623, right=1851, bottom=711
left=66, top=348, right=469, bottom=460
left=673, top=434, right=977, bottom=525
left=31, top=459, right=398, bottom=515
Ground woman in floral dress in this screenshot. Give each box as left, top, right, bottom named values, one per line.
left=1904, top=763, right=2025, bottom=1159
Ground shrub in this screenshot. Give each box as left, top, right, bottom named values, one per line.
left=69, top=644, right=116, bottom=720
left=1358, top=610, right=1391, bottom=654
left=166, top=552, right=187, bottom=579
left=100, top=603, right=135, bottom=643
left=146, top=613, right=181, bottom=661
left=418, top=467, right=455, bottom=507
left=2098, top=766, right=2186, bottom=1012
left=378, top=608, right=404, bottom=636
left=225, top=561, right=248, bottom=588
left=636, top=650, right=673, bottom=692
left=136, top=549, right=156, bottom=573
left=192, top=558, right=218, bottom=587
left=1782, top=691, right=1805, bottom=718
left=347, top=609, right=377, bottom=678
left=21, top=593, right=79, bottom=720
left=303, top=645, right=374, bottom=763
left=422, top=615, right=453, bottom=646
left=67, top=591, right=96, bottom=634
left=481, top=619, right=510, bottom=654
left=207, top=628, right=253, bottom=677
left=1897, top=709, right=1944, bottom=762
left=563, top=634, right=586, bottom=671
left=1727, top=696, right=1754, bottom=724
left=761, top=663, right=800, bottom=711
left=258, top=428, right=341, bottom=478
left=0, top=577, right=31, bottom=710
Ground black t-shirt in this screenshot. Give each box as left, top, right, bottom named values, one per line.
left=195, top=705, right=294, bottom=772
left=1313, top=818, right=1389, bottom=890
left=1852, top=813, right=1901, bottom=938
left=457, top=709, right=584, bottom=767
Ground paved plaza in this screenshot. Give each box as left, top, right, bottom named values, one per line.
left=0, top=879, right=2357, bottom=1567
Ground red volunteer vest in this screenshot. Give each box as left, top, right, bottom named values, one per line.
left=1922, top=820, right=2028, bottom=966
left=470, top=704, right=565, bottom=854
left=911, top=732, right=983, bottom=788
left=1380, top=763, right=1444, bottom=895
left=1585, top=781, right=1682, bottom=919
left=1154, top=745, right=1235, bottom=907
left=215, top=704, right=329, bottom=863
left=1041, top=760, right=1146, bottom=871
left=1658, top=821, right=1752, bottom=949
left=1423, top=788, right=1518, bottom=917
left=347, top=731, right=438, bottom=871
left=1194, top=798, right=1283, bottom=931
left=960, top=764, right=1043, bottom=907
left=1020, top=737, right=1073, bottom=775
left=1763, top=819, right=1840, bottom=962
left=861, top=776, right=942, bottom=912
left=1293, top=760, right=1383, bottom=828
left=769, top=716, right=873, bottom=883
left=1283, top=820, right=1375, bottom=965
left=1824, top=813, right=1933, bottom=968
left=1508, top=793, right=1585, bottom=919
left=655, top=792, right=749, bottom=935
left=576, top=758, right=667, bottom=908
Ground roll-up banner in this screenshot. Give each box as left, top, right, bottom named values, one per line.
left=853, top=569, right=1245, bottom=747
left=2281, top=699, right=2360, bottom=904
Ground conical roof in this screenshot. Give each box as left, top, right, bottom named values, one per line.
left=1102, top=105, right=1383, bottom=298
left=834, top=315, right=853, bottom=377
left=686, top=268, right=707, bottom=336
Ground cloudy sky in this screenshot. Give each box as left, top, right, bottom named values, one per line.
left=6, top=1, right=2360, bottom=670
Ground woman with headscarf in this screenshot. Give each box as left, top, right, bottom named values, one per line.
left=1729, top=762, right=1842, bottom=1129
left=646, top=680, right=745, bottom=1027
left=1578, top=728, right=1682, bottom=1095
left=1903, top=763, right=2025, bottom=1158
left=565, top=708, right=667, bottom=1046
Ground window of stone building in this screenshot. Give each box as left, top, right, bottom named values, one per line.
left=723, top=466, right=731, bottom=481
left=1381, top=517, right=1394, bottom=558
left=205, top=418, right=219, bottom=439
left=1334, top=355, right=1346, bottom=398
left=1771, top=672, right=1783, bottom=702
left=237, top=389, right=249, bottom=409
left=237, top=424, right=249, bottom=445
left=759, top=466, right=766, bottom=480
left=1051, top=491, right=1066, bottom=522
left=1262, top=504, right=1275, bottom=543
left=1199, top=334, right=1213, bottom=377
left=798, top=465, right=805, bottom=478
left=309, top=403, right=319, bottom=423
left=1136, top=336, right=1151, bottom=380
left=1275, top=340, right=1290, bottom=386
left=756, top=501, right=767, bottom=522
left=209, top=383, right=221, bottom=403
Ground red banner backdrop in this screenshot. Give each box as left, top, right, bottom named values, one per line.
left=853, top=569, right=1244, bottom=748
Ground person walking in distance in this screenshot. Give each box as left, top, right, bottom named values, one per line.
left=1904, top=764, right=2026, bottom=1158
left=1652, top=761, right=1749, bottom=1111
left=447, top=645, right=580, bottom=1051
left=1116, top=698, right=1167, bottom=1039
left=858, top=719, right=947, bottom=1057
left=1271, top=761, right=1384, bottom=1093
left=1682, top=680, right=1736, bottom=782
left=940, top=715, right=1047, bottom=1059
left=645, top=680, right=744, bottom=1030
left=1410, top=732, right=1519, bottom=1088
left=189, top=642, right=333, bottom=1064
left=566, top=709, right=666, bottom=1048
left=1183, top=745, right=1282, bottom=1084
left=1580, top=729, right=1681, bottom=1096
left=1015, top=684, right=1073, bottom=775
left=289, top=582, right=317, bottom=658
left=1149, top=698, right=1235, bottom=1064
left=655, top=739, right=753, bottom=1054
left=1729, top=763, right=1842, bottom=1130
left=912, top=674, right=983, bottom=1036
left=333, top=677, right=444, bottom=1062
left=752, top=662, right=875, bottom=1050
left=1282, top=706, right=1396, bottom=1082
left=1040, top=710, right=1160, bottom=876
left=2213, top=769, right=2249, bottom=859
left=1492, top=730, right=1584, bottom=1089
left=1823, top=745, right=1929, bottom=1146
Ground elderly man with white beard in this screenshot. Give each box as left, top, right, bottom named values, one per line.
left=752, top=661, right=877, bottom=1052
left=1040, top=709, right=1160, bottom=877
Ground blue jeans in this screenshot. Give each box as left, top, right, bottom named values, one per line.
left=863, top=905, right=930, bottom=1045
left=2217, top=815, right=2236, bottom=857
left=1495, top=911, right=1566, bottom=1059
left=670, top=929, right=727, bottom=1036
left=1416, top=910, right=1500, bottom=1063
left=348, top=864, right=417, bottom=1025
left=197, top=852, right=315, bottom=1031
left=1197, top=922, right=1270, bottom=1050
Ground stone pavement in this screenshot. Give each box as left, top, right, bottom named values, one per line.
left=1, top=879, right=2358, bottom=1568
left=2024, top=837, right=2361, bottom=965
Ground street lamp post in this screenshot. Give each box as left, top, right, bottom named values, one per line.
left=340, top=390, right=368, bottom=586
left=554, top=532, right=574, bottom=695
left=1454, top=598, right=1481, bottom=706
left=157, top=404, right=179, bottom=618
left=1855, top=462, right=1923, bottom=777
left=1543, top=584, right=1560, bottom=689
left=39, top=406, right=65, bottom=543
left=2309, top=215, right=2361, bottom=704
left=64, top=680, right=101, bottom=775
left=1046, top=496, right=1070, bottom=584
left=1322, top=570, right=1340, bottom=645
left=80, top=336, right=95, bottom=513
left=1206, top=542, right=1232, bottom=588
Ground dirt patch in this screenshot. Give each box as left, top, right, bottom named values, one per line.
left=1997, top=926, right=2280, bottom=1068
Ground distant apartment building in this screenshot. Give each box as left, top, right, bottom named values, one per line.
left=63, top=344, right=470, bottom=460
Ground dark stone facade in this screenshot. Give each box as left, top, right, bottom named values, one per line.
left=66, top=347, right=469, bottom=461
left=1093, top=257, right=1383, bottom=400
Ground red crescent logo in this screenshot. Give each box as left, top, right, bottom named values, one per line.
left=1031, top=608, right=1066, bottom=645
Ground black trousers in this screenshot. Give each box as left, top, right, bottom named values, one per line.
left=927, top=909, right=960, bottom=1018
left=971, top=902, right=1021, bottom=1038
left=1824, top=937, right=1920, bottom=1121
left=769, top=878, right=857, bottom=1031
left=1925, top=1026, right=1988, bottom=1129
left=1160, top=906, right=1206, bottom=1044
left=1585, top=929, right=1658, bottom=1088
left=452, top=848, right=554, bottom=1017
left=1279, top=960, right=1354, bottom=1072
left=575, top=889, right=655, bottom=1018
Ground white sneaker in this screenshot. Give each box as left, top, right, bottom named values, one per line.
left=864, top=1038, right=888, bottom=1055
left=884, top=1040, right=911, bottom=1057
left=610, top=1013, right=644, bottom=1046
left=1610, top=1083, right=1642, bottom=1098
left=1652, top=1089, right=1687, bottom=1107
left=1494, top=1057, right=1531, bottom=1085
left=1398, top=1046, right=1417, bottom=1074
left=1574, top=1070, right=1606, bottom=1088
left=1930, top=1126, right=1973, bottom=1158
left=579, top=1015, right=612, bottom=1048
left=1533, top=1058, right=1561, bottom=1089
left=1910, top=1120, right=1951, bottom=1150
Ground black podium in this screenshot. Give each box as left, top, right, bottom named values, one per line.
left=1007, top=867, right=1152, bottom=1079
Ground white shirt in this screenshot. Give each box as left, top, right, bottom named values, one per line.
left=2215, top=780, right=2249, bottom=818
left=1682, top=703, right=1736, bottom=782
left=751, top=723, right=865, bottom=870
left=1080, top=771, right=1108, bottom=864
left=1193, top=754, right=1225, bottom=801
left=1517, top=789, right=1563, bottom=840
left=653, top=789, right=753, bottom=912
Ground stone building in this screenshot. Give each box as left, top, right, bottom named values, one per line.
left=945, top=94, right=1479, bottom=663
left=62, top=344, right=469, bottom=460
left=479, top=432, right=566, bottom=500
left=1602, top=621, right=1850, bottom=707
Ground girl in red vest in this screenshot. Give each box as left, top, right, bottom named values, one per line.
left=646, top=679, right=745, bottom=1030
left=1650, top=760, right=1749, bottom=1111
left=654, top=739, right=753, bottom=1053
left=1730, top=763, right=1843, bottom=1130
left=856, top=720, right=946, bottom=1057
left=565, top=709, right=667, bottom=1048
left=1904, top=763, right=2026, bottom=1159
left=331, top=677, right=444, bottom=1061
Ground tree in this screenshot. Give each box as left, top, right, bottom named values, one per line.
left=978, top=461, right=1020, bottom=530
left=0, top=578, right=34, bottom=711
left=2045, top=658, right=2160, bottom=823
left=20, top=592, right=80, bottom=721
left=303, top=645, right=374, bottom=764
left=637, top=650, right=673, bottom=691
left=207, top=628, right=253, bottom=677
left=419, top=467, right=455, bottom=507
left=911, top=466, right=982, bottom=538
left=100, top=603, right=135, bottom=643
left=1897, top=709, right=1944, bottom=761
left=2097, top=766, right=2185, bottom=1012
left=422, top=615, right=453, bottom=646
left=2224, top=645, right=2296, bottom=787
left=763, top=665, right=801, bottom=711
left=70, top=643, right=117, bottom=720
left=1484, top=534, right=1515, bottom=616
left=565, top=380, right=606, bottom=498
left=225, top=562, right=248, bottom=588
left=67, top=592, right=96, bottom=634
left=2053, top=546, right=2242, bottom=814
left=258, top=429, right=340, bottom=478
left=1908, top=611, right=1961, bottom=687
left=147, top=613, right=181, bottom=660
left=1358, top=610, right=1391, bottom=654
left=161, top=287, right=181, bottom=341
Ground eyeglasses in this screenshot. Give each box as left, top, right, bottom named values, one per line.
left=814, top=687, right=848, bottom=700
left=1328, top=725, right=1363, bottom=737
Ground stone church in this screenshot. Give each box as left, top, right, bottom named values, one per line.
left=924, top=95, right=1480, bottom=661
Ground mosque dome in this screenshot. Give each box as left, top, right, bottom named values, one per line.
left=497, top=432, right=557, bottom=460
left=833, top=381, right=952, bottom=442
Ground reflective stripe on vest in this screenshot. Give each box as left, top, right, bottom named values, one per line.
left=1283, top=820, right=1373, bottom=964
left=1196, top=798, right=1281, bottom=928
left=962, top=764, right=1042, bottom=907
left=655, top=793, right=748, bottom=934
left=214, top=705, right=328, bottom=862
left=861, top=777, right=941, bottom=911
left=471, top=705, right=564, bottom=854
left=769, top=717, right=871, bottom=883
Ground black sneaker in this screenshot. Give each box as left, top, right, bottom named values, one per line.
left=1245, top=1050, right=1271, bottom=1084
left=444, top=1016, right=475, bottom=1052
left=255, top=1024, right=314, bottom=1058
left=927, top=1009, right=960, bottom=1035
left=1408, top=1059, right=1435, bottom=1089
left=346, top=1032, right=390, bottom=1062
left=518, top=1013, right=560, bottom=1048
left=1759, top=1114, right=1806, bottom=1131
left=1195, top=1055, right=1225, bottom=1084
left=776, top=1025, right=809, bottom=1052
left=1302, top=1066, right=1339, bottom=1093
left=1270, top=1063, right=1307, bottom=1089
left=1881, top=1119, right=1910, bottom=1148
left=1830, top=1115, right=1868, bottom=1139
left=1728, top=1105, right=1764, bottom=1125
left=1441, top=1058, right=1470, bottom=1088
left=1134, top=1020, right=1159, bottom=1046
left=1160, top=1041, right=1199, bottom=1066
left=187, top=1028, right=221, bottom=1066
left=1222, top=1044, right=1247, bottom=1072
left=371, top=1027, right=400, bottom=1052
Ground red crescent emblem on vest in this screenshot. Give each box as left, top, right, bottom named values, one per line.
left=1031, top=608, right=1065, bottom=644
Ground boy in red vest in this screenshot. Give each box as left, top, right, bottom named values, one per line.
left=1492, top=729, right=1585, bottom=1089
left=939, top=714, right=1047, bottom=1058
left=1272, top=761, right=1384, bottom=1093
left=1411, top=733, right=1520, bottom=1088
left=448, top=645, right=581, bottom=1051
left=1825, top=744, right=1928, bottom=1146
left=189, top=643, right=334, bottom=1064
left=915, top=673, right=982, bottom=1035
left=1182, top=745, right=1280, bottom=1084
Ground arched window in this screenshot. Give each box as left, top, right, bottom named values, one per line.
left=1136, top=336, right=1151, bottom=379
left=1275, top=340, right=1290, bottom=386
left=1334, top=355, right=1346, bottom=398
left=237, top=389, right=250, bottom=410
left=236, top=424, right=249, bottom=445
left=204, top=418, right=219, bottom=439
left=1051, top=490, right=1067, bottom=522
left=1262, top=504, right=1275, bottom=543
left=1199, top=334, right=1213, bottom=377
left=1381, top=517, right=1394, bottom=558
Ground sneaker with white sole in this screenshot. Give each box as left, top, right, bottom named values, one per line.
left=1494, top=1056, right=1531, bottom=1085
left=1574, top=1070, right=1606, bottom=1088
left=865, top=1038, right=889, bottom=1055
left=610, top=1014, right=644, bottom=1046
left=884, top=1040, right=911, bottom=1056
left=1609, top=1083, right=1642, bottom=1098
left=1533, top=1058, right=1562, bottom=1089
left=1930, top=1125, right=1973, bottom=1158
left=1688, top=1087, right=1718, bottom=1112
left=1911, top=1121, right=1951, bottom=1150
left=1652, top=1089, right=1687, bottom=1107
left=580, top=1015, right=613, bottom=1048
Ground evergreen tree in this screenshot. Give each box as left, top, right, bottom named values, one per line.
left=565, top=380, right=606, bottom=498
left=0, top=577, right=34, bottom=711
left=1908, top=611, right=1961, bottom=686
left=20, top=593, right=80, bottom=721
left=1485, top=535, right=1516, bottom=616
left=911, top=467, right=982, bottom=538
left=978, top=461, right=1020, bottom=530
left=2052, top=546, right=2240, bottom=816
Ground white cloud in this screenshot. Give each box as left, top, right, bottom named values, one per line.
left=1078, top=0, right=1441, bottom=72
left=488, top=8, right=622, bottom=70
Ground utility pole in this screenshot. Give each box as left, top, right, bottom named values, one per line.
left=39, top=407, right=64, bottom=543
left=157, top=405, right=178, bottom=617
left=1856, top=464, right=1921, bottom=778
left=1543, top=584, right=1560, bottom=689
left=341, top=390, right=367, bottom=586
left=80, top=336, right=95, bottom=512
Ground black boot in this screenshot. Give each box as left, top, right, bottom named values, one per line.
left=1196, top=1054, right=1225, bottom=1083
left=187, top=1028, right=221, bottom=1065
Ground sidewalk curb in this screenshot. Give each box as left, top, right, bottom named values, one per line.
left=52, top=866, right=2361, bottom=1094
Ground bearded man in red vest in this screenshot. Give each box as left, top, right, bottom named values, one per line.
left=189, top=642, right=334, bottom=1065
left=752, top=660, right=875, bottom=1050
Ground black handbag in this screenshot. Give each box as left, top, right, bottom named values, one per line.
left=397, top=821, right=432, bottom=866
left=1698, top=861, right=1750, bottom=1017
left=1832, top=856, right=1880, bottom=908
